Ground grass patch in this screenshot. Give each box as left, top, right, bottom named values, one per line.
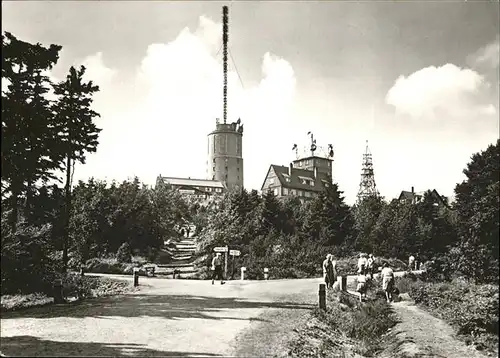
left=1, top=293, right=53, bottom=311
left=394, top=274, right=499, bottom=355
left=1, top=274, right=134, bottom=312
left=287, top=289, right=398, bottom=357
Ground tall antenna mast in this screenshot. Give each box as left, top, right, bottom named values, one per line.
left=222, top=6, right=229, bottom=124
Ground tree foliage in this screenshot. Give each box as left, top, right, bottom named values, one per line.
left=453, top=139, right=499, bottom=283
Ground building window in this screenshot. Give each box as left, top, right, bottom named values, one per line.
left=270, top=178, right=275, bottom=184
left=286, top=177, right=291, bottom=183
left=283, top=188, right=289, bottom=195
left=291, top=189, right=296, bottom=195
left=213, top=158, right=216, bottom=163
left=212, top=175, right=215, bottom=180
left=305, top=191, right=310, bottom=197
left=310, top=181, right=315, bottom=186
left=301, top=179, right=306, bottom=184
left=212, top=166, right=215, bottom=171
left=274, top=188, right=279, bottom=196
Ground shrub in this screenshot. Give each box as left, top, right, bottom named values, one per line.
left=404, top=278, right=499, bottom=355
left=1, top=223, right=60, bottom=295
left=312, top=290, right=398, bottom=356
left=85, top=257, right=137, bottom=275
left=116, top=242, right=132, bottom=263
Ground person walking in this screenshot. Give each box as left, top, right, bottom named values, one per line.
left=329, top=254, right=337, bottom=288
left=358, top=253, right=368, bottom=275
left=356, top=273, right=368, bottom=302
left=409, top=255, right=415, bottom=272
left=211, top=252, right=225, bottom=285
left=325, top=254, right=336, bottom=289
left=323, top=254, right=332, bottom=287
left=367, top=253, right=375, bottom=279
left=381, top=262, right=395, bottom=303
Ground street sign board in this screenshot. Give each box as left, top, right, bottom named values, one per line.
left=229, top=250, right=241, bottom=256
left=214, top=246, right=228, bottom=253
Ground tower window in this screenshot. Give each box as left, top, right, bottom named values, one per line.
left=212, top=175, right=215, bottom=180
left=225, top=166, right=228, bottom=171
left=213, top=158, right=216, bottom=163
left=225, top=174, right=228, bottom=180
left=237, top=167, right=240, bottom=172
left=212, top=166, right=215, bottom=171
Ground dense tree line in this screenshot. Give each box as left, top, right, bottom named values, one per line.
left=1, top=32, right=498, bottom=295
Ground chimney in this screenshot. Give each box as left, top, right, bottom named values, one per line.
left=313, top=166, right=318, bottom=179
left=289, top=162, right=293, bottom=175
left=411, top=186, right=414, bottom=194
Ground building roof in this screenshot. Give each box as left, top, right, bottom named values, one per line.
left=262, top=164, right=330, bottom=192
left=293, top=155, right=333, bottom=163
left=397, top=189, right=449, bottom=207
left=158, top=176, right=225, bottom=189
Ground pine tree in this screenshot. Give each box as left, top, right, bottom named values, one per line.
left=52, top=65, right=101, bottom=272
left=2, top=32, right=63, bottom=231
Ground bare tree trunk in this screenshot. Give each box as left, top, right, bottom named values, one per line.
left=62, top=154, right=71, bottom=273
left=10, top=186, right=19, bottom=233
left=25, top=180, right=33, bottom=225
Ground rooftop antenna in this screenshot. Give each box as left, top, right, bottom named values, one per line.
left=222, top=6, right=229, bottom=124
left=307, top=131, right=317, bottom=156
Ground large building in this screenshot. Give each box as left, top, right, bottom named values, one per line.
left=261, top=155, right=333, bottom=201
left=397, top=187, right=450, bottom=208
left=156, top=176, right=225, bottom=201
left=207, top=119, right=244, bottom=190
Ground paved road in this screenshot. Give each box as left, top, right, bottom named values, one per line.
left=0, top=271, right=414, bottom=357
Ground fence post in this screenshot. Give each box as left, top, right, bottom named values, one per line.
left=319, top=283, right=326, bottom=310
left=264, top=267, right=269, bottom=280
left=337, top=276, right=347, bottom=291
left=53, top=279, right=64, bottom=304
left=133, top=268, right=139, bottom=287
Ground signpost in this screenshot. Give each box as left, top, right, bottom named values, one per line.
left=229, top=250, right=240, bottom=279
left=213, top=247, right=242, bottom=280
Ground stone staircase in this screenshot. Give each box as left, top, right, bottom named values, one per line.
left=155, top=224, right=198, bottom=278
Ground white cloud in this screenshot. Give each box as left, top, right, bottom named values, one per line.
left=468, top=37, right=500, bottom=70
left=385, top=63, right=495, bottom=118
left=72, top=14, right=297, bottom=191
left=80, top=52, right=117, bottom=89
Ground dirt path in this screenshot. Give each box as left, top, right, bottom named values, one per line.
left=379, top=300, right=488, bottom=358
left=0, top=277, right=322, bottom=357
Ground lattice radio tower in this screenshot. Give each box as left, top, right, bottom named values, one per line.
left=357, top=140, right=379, bottom=202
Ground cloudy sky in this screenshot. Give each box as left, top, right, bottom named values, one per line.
left=2, top=1, right=499, bottom=204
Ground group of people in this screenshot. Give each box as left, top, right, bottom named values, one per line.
left=356, top=252, right=395, bottom=303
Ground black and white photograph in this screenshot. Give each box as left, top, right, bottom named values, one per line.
left=1, top=1, right=499, bottom=357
